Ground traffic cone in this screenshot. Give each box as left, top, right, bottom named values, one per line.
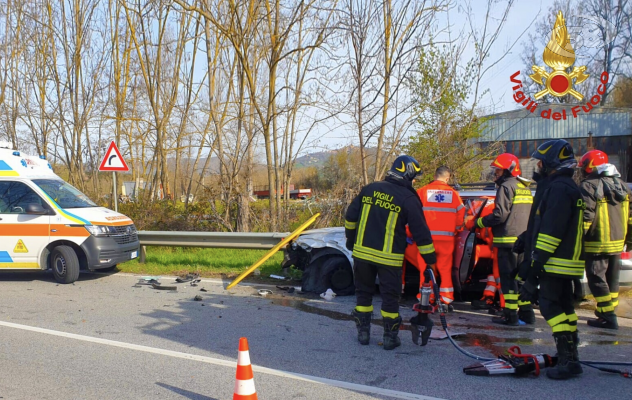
left=234, top=337, right=258, bottom=400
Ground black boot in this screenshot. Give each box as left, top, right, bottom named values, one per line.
left=472, top=298, right=493, bottom=310
left=518, top=304, right=536, bottom=325
left=587, top=311, right=618, bottom=330
left=382, top=316, right=402, bottom=350
left=492, top=309, right=519, bottom=326
left=569, top=332, right=583, bottom=375
left=547, top=334, right=579, bottom=380
left=488, top=303, right=502, bottom=315
left=351, top=310, right=372, bottom=345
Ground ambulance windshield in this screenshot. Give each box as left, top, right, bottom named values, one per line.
left=33, top=179, right=97, bottom=208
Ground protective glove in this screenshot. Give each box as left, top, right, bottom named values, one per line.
left=519, top=277, right=539, bottom=304
left=510, top=267, right=519, bottom=281
left=345, top=238, right=354, bottom=251
left=512, top=233, right=525, bottom=254
left=406, top=236, right=414, bottom=245
left=518, top=260, right=543, bottom=304
left=515, top=258, right=531, bottom=282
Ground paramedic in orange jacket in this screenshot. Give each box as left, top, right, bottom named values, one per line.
left=405, top=166, right=465, bottom=307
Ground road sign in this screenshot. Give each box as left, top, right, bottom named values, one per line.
left=99, top=141, right=129, bottom=172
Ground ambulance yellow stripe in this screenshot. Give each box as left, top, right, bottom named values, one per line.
left=40, top=192, right=90, bottom=225
left=0, top=263, right=40, bottom=269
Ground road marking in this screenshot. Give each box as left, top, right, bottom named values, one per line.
left=0, top=320, right=444, bottom=400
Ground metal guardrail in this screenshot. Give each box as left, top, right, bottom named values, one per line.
left=137, top=231, right=290, bottom=263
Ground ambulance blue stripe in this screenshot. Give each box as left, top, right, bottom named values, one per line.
left=40, top=192, right=91, bottom=225
left=0, top=160, right=13, bottom=171
left=0, top=251, right=13, bottom=263
left=60, top=208, right=90, bottom=225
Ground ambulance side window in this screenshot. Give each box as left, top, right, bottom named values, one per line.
left=0, top=181, right=44, bottom=214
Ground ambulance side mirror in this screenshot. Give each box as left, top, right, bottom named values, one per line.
left=25, top=204, right=49, bottom=215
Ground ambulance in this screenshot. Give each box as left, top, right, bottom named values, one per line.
left=0, top=142, right=139, bottom=284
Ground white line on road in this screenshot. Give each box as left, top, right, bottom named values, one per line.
left=0, top=320, right=444, bottom=400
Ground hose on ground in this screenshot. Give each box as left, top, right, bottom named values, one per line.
left=424, top=268, right=631, bottom=371
left=426, top=268, right=495, bottom=362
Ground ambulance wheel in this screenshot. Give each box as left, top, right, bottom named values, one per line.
left=51, top=246, right=80, bottom=284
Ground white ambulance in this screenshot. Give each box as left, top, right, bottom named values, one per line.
left=0, top=142, right=139, bottom=284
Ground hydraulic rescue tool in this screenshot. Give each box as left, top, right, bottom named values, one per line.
left=409, top=269, right=439, bottom=346
left=410, top=267, right=632, bottom=378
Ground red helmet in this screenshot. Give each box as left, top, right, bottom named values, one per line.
left=580, top=150, right=608, bottom=173
left=490, top=153, right=521, bottom=177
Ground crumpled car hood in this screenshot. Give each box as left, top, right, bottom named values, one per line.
left=292, top=227, right=353, bottom=264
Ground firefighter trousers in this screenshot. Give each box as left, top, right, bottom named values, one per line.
left=354, top=259, right=401, bottom=315
left=539, top=274, right=577, bottom=336
left=497, top=248, right=519, bottom=311
left=586, top=254, right=620, bottom=314
left=404, top=240, right=454, bottom=303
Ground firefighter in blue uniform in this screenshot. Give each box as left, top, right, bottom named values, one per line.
left=518, top=139, right=585, bottom=380
left=345, top=155, right=436, bottom=350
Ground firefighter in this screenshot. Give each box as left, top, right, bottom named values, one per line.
left=466, top=153, right=533, bottom=326
left=412, top=166, right=465, bottom=309
left=345, top=155, right=437, bottom=350
left=579, top=150, right=632, bottom=330
left=518, top=139, right=585, bottom=380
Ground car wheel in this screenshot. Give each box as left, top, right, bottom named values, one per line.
left=320, top=256, right=355, bottom=296
left=51, top=245, right=80, bottom=284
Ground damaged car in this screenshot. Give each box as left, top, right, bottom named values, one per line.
left=282, top=190, right=500, bottom=299
left=282, top=187, right=631, bottom=299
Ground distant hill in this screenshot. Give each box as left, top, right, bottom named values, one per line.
left=137, top=147, right=369, bottom=175
left=293, top=150, right=338, bottom=169
left=293, top=146, right=378, bottom=170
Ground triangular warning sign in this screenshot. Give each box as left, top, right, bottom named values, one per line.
left=14, top=239, right=28, bottom=253
left=99, top=141, right=129, bottom=172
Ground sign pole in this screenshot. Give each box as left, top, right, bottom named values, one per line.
left=113, top=171, right=118, bottom=212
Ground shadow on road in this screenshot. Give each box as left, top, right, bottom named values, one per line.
left=155, top=382, right=219, bottom=400
left=130, top=281, right=632, bottom=400
left=0, top=270, right=108, bottom=284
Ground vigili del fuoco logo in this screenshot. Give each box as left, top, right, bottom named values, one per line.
left=509, top=11, right=609, bottom=120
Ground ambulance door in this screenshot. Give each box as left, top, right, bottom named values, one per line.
left=0, top=181, right=51, bottom=269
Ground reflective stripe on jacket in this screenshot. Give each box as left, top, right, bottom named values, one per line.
left=417, top=181, right=465, bottom=241
left=477, top=176, right=533, bottom=248
left=345, top=176, right=437, bottom=267
left=581, top=174, right=632, bottom=254
left=531, top=171, right=585, bottom=278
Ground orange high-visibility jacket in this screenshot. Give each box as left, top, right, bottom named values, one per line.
left=417, top=181, right=465, bottom=241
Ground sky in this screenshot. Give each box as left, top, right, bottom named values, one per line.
left=455, top=0, right=544, bottom=113
left=312, top=0, right=545, bottom=152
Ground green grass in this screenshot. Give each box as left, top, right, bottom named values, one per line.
left=116, top=246, right=286, bottom=280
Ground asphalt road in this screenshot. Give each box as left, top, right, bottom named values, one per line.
left=0, top=271, right=630, bottom=400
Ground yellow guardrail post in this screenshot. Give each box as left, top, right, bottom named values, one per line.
left=226, top=213, right=321, bottom=290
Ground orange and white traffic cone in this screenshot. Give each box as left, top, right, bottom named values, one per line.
left=234, top=337, right=258, bottom=400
